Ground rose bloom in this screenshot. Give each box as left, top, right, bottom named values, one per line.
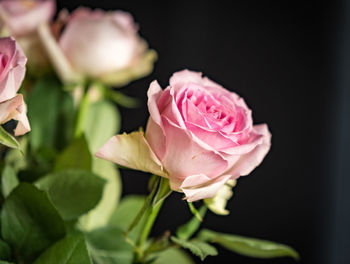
left=0, top=37, right=30, bottom=136
left=97, top=70, right=271, bottom=202
left=0, top=0, right=56, bottom=72
left=38, top=7, right=156, bottom=85
left=0, top=0, right=55, bottom=37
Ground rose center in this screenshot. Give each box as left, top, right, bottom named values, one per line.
left=186, top=90, right=235, bottom=131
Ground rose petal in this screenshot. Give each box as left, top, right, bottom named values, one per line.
left=170, top=69, right=229, bottom=96
left=225, top=124, right=271, bottom=178
left=96, top=131, right=167, bottom=178
left=169, top=70, right=204, bottom=91
left=59, top=8, right=139, bottom=76
left=98, top=48, right=157, bottom=87
left=112, top=10, right=138, bottom=33
left=145, top=117, right=166, bottom=160
left=0, top=0, right=55, bottom=37
left=160, top=87, right=186, bottom=128
left=0, top=94, right=30, bottom=135
left=186, top=122, right=238, bottom=150
left=161, top=117, right=228, bottom=190
left=181, top=174, right=232, bottom=202
left=0, top=38, right=26, bottom=102
left=147, top=80, right=163, bottom=126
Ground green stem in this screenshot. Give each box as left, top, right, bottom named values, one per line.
left=74, top=86, right=90, bottom=138
left=134, top=177, right=171, bottom=263
left=138, top=198, right=164, bottom=249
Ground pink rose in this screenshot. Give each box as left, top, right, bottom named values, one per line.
left=97, top=70, right=271, bottom=202
left=0, top=0, right=55, bottom=73
left=38, top=7, right=156, bottom=85
left=0, top=37, right=30, bottom=136
left=0, top=0, right=55, bottom=37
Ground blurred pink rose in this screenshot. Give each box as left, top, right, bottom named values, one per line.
left=97, top=70, right=271, bottom=202
left=38, top=7, right=156, bottom=85
left=0, top=37, right=30, bottom=136
left=59, top=8, right=142, bottom=77
left=0, top=0, right=55, bottom=37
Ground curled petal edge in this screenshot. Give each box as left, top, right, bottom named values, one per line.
left=181, top=174, right=232, bottom=202
left=225, top=123, right=271, bottom=178
left=0, top=94, right=30, bottom=136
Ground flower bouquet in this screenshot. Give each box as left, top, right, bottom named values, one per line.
left=0, top=1, right=299, bottom=263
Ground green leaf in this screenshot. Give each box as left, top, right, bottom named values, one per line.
left=0, top=126, right=19, bottom=149
left=4, top=136, right=28, bottom=172
left=152, top=248, right=194, bottom=264
left=171, top=237, right=218, bottom=261
left=176, top=206, right=207, bottom=241
left=1, top=183, right=65, bottom=261
left=27, top=76, right=61, bottom=151
left=153, top=177, right=171, bottom=207
left=0, top=261, right=13, bottom=264
left=34, top=234, right=92, bottom=264
left=87, top=226, right=133, bottom=264
left=84, top=100, right=120, bottom=153
left=1, top=166, right=19, bottom=197
left=54, top=136, right=92, bottom=172
left=106, top=90, right=140, bottom=108
left=109, top=195, right=146, bottom=241
left=0, top=239, right=11, bottom=261
left=80, top=158, right=122, bottom=231
left=197, top=229, right=300, bottom=260
left=36, top=169, right=105, bottom=220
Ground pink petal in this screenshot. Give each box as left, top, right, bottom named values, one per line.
left=0, top=37, right=26, bottom=102
left=0, top=0, right=55, bottom=36
left=170, top=69, right=230, bottom=96
left=111, top=10, right=138, bottom=33
left=169, top=69, right=204, bottom=92
left=147, top=80, right=163, bottom=126
left=160, top=87, right=186, bottom=128
left=186, top=122, right=238, bottom=150
left=0, top=94, right=30, bottom=136
left=145, top=117, right=166, bottom=160
left=225, top=124, right=271, bottom=178
left=161, top=117, right=228, bottom=190
left=13, top=101, right=30, bottom=136
left=181, top=174, right=232, bottom=202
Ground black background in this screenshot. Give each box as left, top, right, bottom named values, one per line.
left=57, top=1, right=348, bottom=264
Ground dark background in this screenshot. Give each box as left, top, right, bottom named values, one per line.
left=58, top=1, right=349, bottom=264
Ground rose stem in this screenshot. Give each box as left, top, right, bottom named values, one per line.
left=137, top=199, right=165, bottom=261
left=73, top=84, right=90, bottom=138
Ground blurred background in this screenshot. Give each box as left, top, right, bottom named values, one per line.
left=58, top=1, right=349, bottom=263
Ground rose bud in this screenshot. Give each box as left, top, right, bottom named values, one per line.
left=97, top=70, right=271, bottom=202
left=0, top=37, right=30, bottom=136
left=38, top=7, right=156, bottom=85
left=0, top=0, right=56, bottom=73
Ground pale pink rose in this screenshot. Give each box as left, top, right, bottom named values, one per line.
left=0, top=0, right=55, bottom=37
left=97, top=70, right=271, bottom=202
left=58, top=7, right=152, bottom=78
left=38, top=7, right=156, bottom=85
left=0, top=37, right=30, bottom=136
